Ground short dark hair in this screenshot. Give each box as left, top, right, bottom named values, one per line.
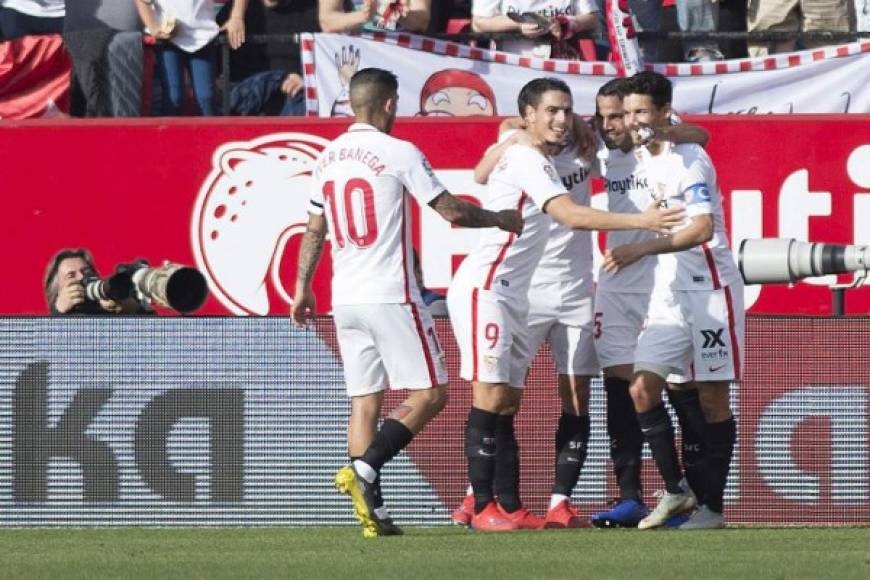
left=349, top=67, right=399, bottom=114
left=517, top=77, right=572, bottom=118
left=44, top=248, right=96, bottom=311
left=626, top=71, right=672, bottom=108
left=596, top=77, right=632, bottom=99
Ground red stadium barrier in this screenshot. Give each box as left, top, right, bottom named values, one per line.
left=1, top=115, right=869, bottom=315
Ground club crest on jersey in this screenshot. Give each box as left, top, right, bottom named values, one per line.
left=687, top=182, right=711, bottom=204
left=543, top=163, right=558, bottom=182
left=483, top=355, right=499, bottom=372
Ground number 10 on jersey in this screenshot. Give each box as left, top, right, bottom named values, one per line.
left=323, top=179, right=379, bottom=248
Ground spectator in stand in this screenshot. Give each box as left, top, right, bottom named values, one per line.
left=0, top=0, right=64, bottom=40
left=747, top=0, right=854, bottom=55
left=63, top=1, right=142, bottom=117
left=631, top=0, right=724, bottom=62
left=229, top=0, right=317, bottom=116
left=676, top=0, right=724, bottom=61
left=136, top=0, right=248, bottom=116
left=471, top=0, right=599, bottom=59
left=318, top=0, right=432, bottom=33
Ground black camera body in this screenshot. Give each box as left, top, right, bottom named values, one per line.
left=82, top=272, right=134, bottom=303
left=82, top=260, right=208, bottom=313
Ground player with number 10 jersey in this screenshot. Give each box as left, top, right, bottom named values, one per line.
left=310, top=123, right=445, bottom=308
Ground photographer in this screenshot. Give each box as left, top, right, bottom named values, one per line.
left=43, top=248, right=151, bottom=315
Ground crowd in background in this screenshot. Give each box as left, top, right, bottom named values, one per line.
left=0, top=0, right=866, bottom=118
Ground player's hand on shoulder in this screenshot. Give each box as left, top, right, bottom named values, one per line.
left=641, top=199, right=684, bottom=234
left=496, top=209, right=524, bottom=235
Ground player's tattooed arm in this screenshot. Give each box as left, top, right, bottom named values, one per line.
left=429, top=192, right=523, bottom=234
left=291, top=214, right=327, bottom=325
left=296, top=215, right=327, bottom=287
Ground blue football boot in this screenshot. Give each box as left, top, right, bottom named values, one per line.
left=590, top=498, right=649, bottom=528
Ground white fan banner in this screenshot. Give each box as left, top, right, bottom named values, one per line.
left=302, top=33, right=870, bottom=117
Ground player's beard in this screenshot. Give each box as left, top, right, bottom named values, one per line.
left=384, top=110, right=397, bottom=133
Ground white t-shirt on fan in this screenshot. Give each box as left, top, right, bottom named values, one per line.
left=472, top=0, right=598, bottom=57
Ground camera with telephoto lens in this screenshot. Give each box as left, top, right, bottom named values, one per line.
left=84, top=260, right=209, bottom=313
left=739, top=238, right=870, bottom=284
left=82, top=272, right=134, bottom=303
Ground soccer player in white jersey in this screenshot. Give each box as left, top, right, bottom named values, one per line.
left=446, top=77, right=685, bottom=532
left=291, top=68, right=523, bottom=538
left=590, top=78, right=712, bottom=529
left=450, top=119, right=599, bottom=529
left=604, top=71, right=744, bottom=530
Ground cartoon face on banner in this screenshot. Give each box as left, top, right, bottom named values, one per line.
left=191, top=133, right=331, bottom=315
left=417, top=69, right=497, bottom=117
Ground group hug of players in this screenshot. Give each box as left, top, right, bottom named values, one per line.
left=292, top=66, right=743, bottom=537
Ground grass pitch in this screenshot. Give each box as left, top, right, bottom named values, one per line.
left=1, top=526, right=868, bottom=580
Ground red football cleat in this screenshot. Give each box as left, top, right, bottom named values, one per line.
left=544, top=500, right=583, bottom=529
left=451, top=494, right=474, bottom=526
left=499, top=505, right=545, bottom=530
left=470, top=502, right=518, bottom=532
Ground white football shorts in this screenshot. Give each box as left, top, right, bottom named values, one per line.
left=524, top=279, right=599, bottom=376
left=332, top=302, right=448, bottom=397
left=593, top=288, right=688, bottom=382
left=634, top=283, right=745, bottom=382
left=592, top=289, right=651, bottom=369
left=447, top=282, right=530, bottom=389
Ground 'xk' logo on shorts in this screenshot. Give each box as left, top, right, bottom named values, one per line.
left=700, top=328, right=726, bottom=349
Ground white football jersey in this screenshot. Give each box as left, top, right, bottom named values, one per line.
left=532, top=143, right=596, bottom=285
left=455, top=143, right=567, bottom=298
left=642, top=143, right=740, bottom=291
left=596, top=142, right=658, bottom=293
left=309, top=123, right=446, bottom=305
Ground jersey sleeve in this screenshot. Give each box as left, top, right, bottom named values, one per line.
left=308, top=175, right=325, bottom=216
left=679, top=151, right=716, bottom=218
left=398, top=143, right=447, bottom=206
left=508, top=145, right=567, bottom=211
